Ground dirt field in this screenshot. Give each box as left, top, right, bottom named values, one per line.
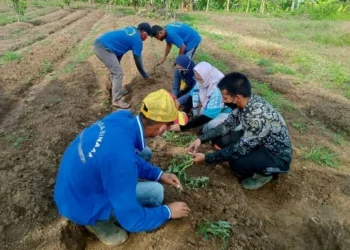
left=1, top=5, right=350, bottom=250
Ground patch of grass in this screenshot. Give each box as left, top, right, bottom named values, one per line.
left=178, top=13, right=209, bottom=26
left=62, top=21, right=103, bottom=73
left=291, top=50, right=350, bottom=99
left=311, top=33, right=350, bottom=47
left=0, top=51, right=22, bottom=64
left=7, top=130, right=34, bottom=148
left=302, top=146, right=340, bottom=169
left=42, top=60, right=53, bottom=74
left=11, top=27, right=23, bottom=34
left=164, top=131, right=198, bottom=147
left=332, top=133, right=345, bottom=146
left=198, top=219, right=231, bottom=250
left=195, top=51, right=230, bottom=72
left=256, top=58, right=273, bottom=67
left=252, top=82, right=295, bottom=112
left=266, top=64, right=296, bottom=75
left=292, top=121, right=308, bottom=133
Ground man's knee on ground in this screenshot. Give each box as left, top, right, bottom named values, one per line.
left=152, top=182, right=164, bottom=206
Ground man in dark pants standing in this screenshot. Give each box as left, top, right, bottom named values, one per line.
left=94, top=22, right=151, bottom=109
left=188, top=72, right=292, bottom=189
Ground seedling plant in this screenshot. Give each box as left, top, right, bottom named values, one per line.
left=164, top=131, right=197, bottom=147
left=167, top=154, right=193, bottom=182
left=198, top=219, right=231, bottom=250
left=167, top=154, right=209, bottom=190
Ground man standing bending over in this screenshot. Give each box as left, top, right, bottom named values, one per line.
left=94, top=22, right=151, bottom=109
left=152, top=22, right=201, bottom=97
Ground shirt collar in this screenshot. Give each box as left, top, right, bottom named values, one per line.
left=243, top=94, right=255, bottom=113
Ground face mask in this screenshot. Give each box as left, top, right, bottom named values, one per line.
left=178, top=69, right=188, bottom=75
left=141, top=33, right=148, bottom=41
left=224, top=102, right=238, bottom=110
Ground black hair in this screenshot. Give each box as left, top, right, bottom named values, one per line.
left=217, top=72, right=251, bottom=97
left=151, top=25, right=164, bottom=37
left=140, top=108, right=158, bottom=126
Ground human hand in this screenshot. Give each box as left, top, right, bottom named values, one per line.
left=143, top=73, right=149, bottom=79
left=156, top=58, right=166, bottom=67
left=188, top=152, right=205, bottom=164
left=168, top=202, right=191, bottom=219
left=160, top=172, right=183, bottom=191
left=188, top=138, right=201, bottom=154
left=169, top=124, right=181, bottom=132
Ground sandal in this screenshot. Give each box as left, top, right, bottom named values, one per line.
left=112, top=100, right=131, bottom=109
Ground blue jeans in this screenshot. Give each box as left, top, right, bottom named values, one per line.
left=172, top=46, right=198, bottom=98
left=136, top=182, right=164, bottom=207
left=138, top=147, right=152, bottom=162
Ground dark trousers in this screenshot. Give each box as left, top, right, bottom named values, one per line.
left=213, top=131, right=289, bottom=179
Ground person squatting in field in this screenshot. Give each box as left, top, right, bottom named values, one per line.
left=54, top=90, right=191, bottom=246
left=188, top=72, right=292, bottom=190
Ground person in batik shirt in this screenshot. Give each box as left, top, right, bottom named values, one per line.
left=188, top=72, right=292, bottom=190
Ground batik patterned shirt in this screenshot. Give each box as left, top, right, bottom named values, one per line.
left=199, top=94, right=292, bottom=164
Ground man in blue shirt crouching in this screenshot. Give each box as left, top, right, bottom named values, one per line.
left=54, top=89, right=190, bottom=246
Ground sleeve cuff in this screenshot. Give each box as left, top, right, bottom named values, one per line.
left=156, top=171, right=163, bottom=181
left=164, top=205, right=172, bottom=219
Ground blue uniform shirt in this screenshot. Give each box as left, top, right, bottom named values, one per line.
left=165, top=22, right=201, bottom=51
left=97, top=26, right=143, bottom=57
left=54, top=111, right=171, bottom=232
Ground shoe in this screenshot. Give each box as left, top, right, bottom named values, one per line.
left=86, top=220, right=128, bottom=246
left=241, top=174, right=272, bottom=190
left=112, top=100, right=130, bottom=109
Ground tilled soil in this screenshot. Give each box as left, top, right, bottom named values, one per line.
left=0, top=8, right=350, bottom=250
left=0, top=9, right=90, bottom=54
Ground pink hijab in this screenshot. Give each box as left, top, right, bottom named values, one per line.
left=193, top=62, right=224, bottom=111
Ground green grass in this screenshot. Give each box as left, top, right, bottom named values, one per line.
left=195, top=17, right=350, bottom=99
left=311, top=33, right=350, bottom=47
left=257, top=58, right=296, bottom=76
left=0, top=7, right=57, bottom=26
left=62, top=20, right=103, bottom=74
left=195, top=51, right=230, bottom=72
left=164, top=131, right=197, bottom=147
left=292, top=121, right=308, bottom=133
left=256, top=58, right=273, bottom=67
left=42, top=60, right=53, bottom=74
left=302, top=146, right=340, bottom=169
left=7, top=129, right=34, bottom=148
left=178, top=13, right=210, bottom=26
left=0, top=51, right=22, bottom=64
left=266, top=64, right=296, bottom=75
left=198, top=219, right=231, bottom=250
left=332, top=133, right=345, bottom=146
left=252, top=82, right=295, bottom=112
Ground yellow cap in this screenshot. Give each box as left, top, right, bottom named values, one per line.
left=140, top=89, right=188, bottom=125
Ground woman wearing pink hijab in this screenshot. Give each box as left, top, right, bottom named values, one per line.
left=170, top=62, right=232, bottom=133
